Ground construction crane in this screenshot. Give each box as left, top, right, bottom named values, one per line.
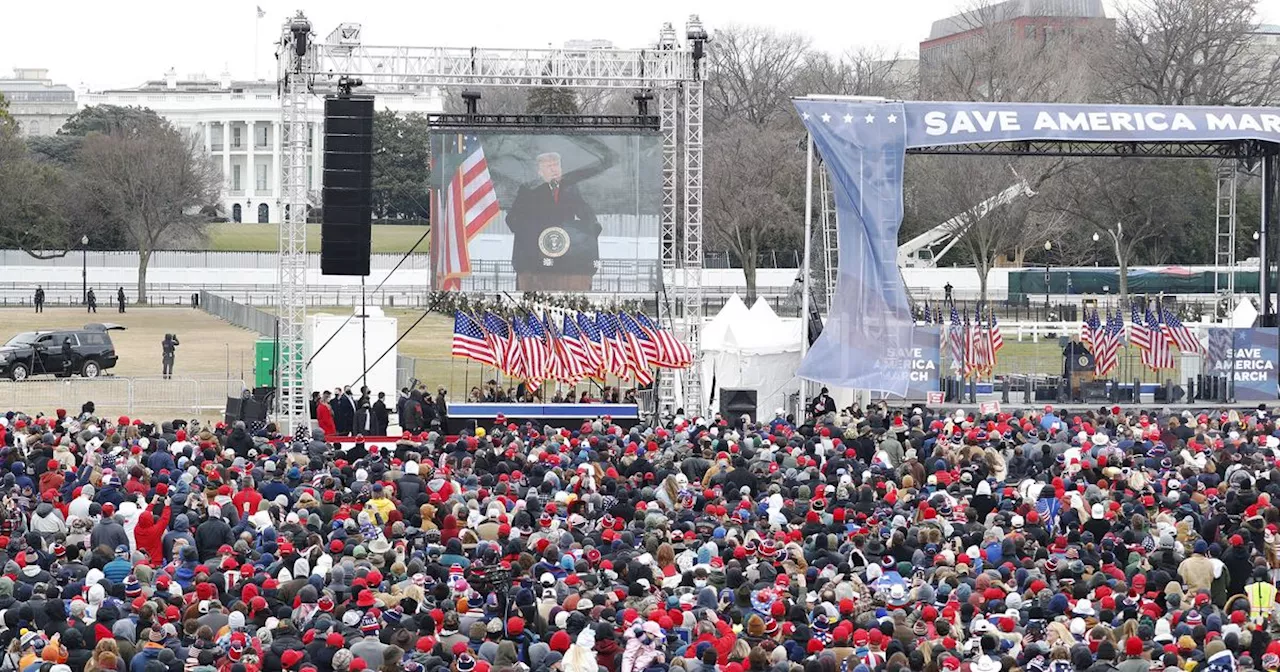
left=898, top=168, right=1036, bottom=268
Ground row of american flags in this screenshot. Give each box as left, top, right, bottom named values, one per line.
left=1091, top=303, right=1204, bottom=373
left=451, top=310, right=693, bottom=391
left=919, top=302, right=1203, bottom=377
left=922, top=305, right=1005, bottom=378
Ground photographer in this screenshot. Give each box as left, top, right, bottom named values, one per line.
left=161, top=333, right=179, bottom=379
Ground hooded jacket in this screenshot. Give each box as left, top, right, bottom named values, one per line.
left=133, top=504, right=171, bottom=566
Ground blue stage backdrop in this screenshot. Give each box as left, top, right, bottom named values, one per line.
left=1205, top=328, right=1279, bottom=402
left=795, top=99, right=1280, bottom=393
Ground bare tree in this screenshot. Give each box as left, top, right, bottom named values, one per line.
left=705, top=122, right=804, bottom=301
left=76, top=125, right=220, bottom=303
left=915, top=156, right=1067, bottom=304
left=1052, top=159, right=1205, bottom=303
left=1106, top=0, right=1280, bottom=105
left=705, top=25, right=813, bottom=128
left=922, top=0, right=1103, bottom=103
left=799, top=47, right=920, bottom=99
left=439, top=87, right=529, bottom=114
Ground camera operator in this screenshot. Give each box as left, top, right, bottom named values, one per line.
left=162, top=333, right=179, bottom=379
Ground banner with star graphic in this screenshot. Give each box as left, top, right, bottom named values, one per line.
left=795, top=97, right=1280, bottom=392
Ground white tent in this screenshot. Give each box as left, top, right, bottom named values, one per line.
left=700, top=295, right=803, bottom=420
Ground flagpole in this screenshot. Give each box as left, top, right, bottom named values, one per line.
left=254, top=10, right=261, bottom=81
left=800, top=133, right=814, bottom=389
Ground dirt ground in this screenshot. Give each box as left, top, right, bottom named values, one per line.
left=0, top=307, right=261, bottom=380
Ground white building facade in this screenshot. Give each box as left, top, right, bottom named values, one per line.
left=0, top=68, right=77, bottom=137
left=79, top=70, right=441, bottom=223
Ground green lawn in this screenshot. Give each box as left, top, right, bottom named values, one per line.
left=201, top=223, right=429, bottom=254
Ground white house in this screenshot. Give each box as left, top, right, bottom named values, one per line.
left=79, top=70, right=442, bottom=223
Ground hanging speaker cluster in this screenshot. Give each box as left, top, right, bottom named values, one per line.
left=321, top=96, right=374, bottom=276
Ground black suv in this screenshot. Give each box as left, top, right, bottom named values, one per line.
left=0, top=323, right=125, bottom=380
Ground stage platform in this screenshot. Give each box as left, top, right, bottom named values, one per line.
left=445, top=402, right=641, bottom=433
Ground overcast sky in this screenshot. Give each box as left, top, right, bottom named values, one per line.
left=7, top=0, right=1280, bottom=91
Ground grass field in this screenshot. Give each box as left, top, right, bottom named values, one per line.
left=0, top=307, right=261, bottom=379
left=0, top=307, right=262, bottom=422
left=201, top=223, right=429, bottom=253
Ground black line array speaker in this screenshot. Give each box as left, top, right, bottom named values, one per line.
left=719, top=388, right=758, bottom=421
left=322, top=96, right=374, bottom=276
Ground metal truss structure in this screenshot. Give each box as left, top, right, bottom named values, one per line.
left=277, top=14, right=708, bottom=426
left=277, top=14, right=318, bottom=436
left=1215, top=163, right=1238, bottom=312
left=429, top=114, right=659, bottom=130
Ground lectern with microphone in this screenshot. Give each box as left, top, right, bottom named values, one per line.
left=1062, top=338, right=1095, bottom=402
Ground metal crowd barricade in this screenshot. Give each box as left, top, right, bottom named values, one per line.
left=0, top=377, right=245, bottom=417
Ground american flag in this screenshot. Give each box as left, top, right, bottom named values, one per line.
left=1129, top=303, right=1150, bottom=352
left=619, top=313, right=656, bottom=385
left=1081, top=309, right=1101, bottom=350
left=1144, top=307, right=1175, bottom=371
left=598, top=312, right=631, bottom=378
left=988, top=311, right=1004, bottom=358
left=935, top=305, right=943, bottom=324
left=1161, top=308, right=1203, bottom=354
left=922, top=301, right=933, bottom=324
left=1094, top=309, right=1122, bottom=376
left=519, top=313, right=551, bottom=387
left=962, top=312, right=977, bottom=377
left=451, top=311, right=497, bottom=366
left=576, top=312, right=607, bottom=379
left=948, top=305, right=965, bottom=371
left=544, top=312, right=584, bottom=385
left=562, top=314, right=600, bottom=377
left=483, top=311, right=516, bottom=375
left=635, top=312, right=692, bottom=368
left=433, top=134, right=499, bottom=291
left=970, top=305, right=991, bottom=376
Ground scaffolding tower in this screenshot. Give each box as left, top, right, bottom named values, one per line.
left=818, top=159, right=839, bottom=312
left=276, top=14, right=708, bottom=432
left=1215, top=162, right=1238, bottom=315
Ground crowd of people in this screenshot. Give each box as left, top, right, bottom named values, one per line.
left=0, top=397, right=1279, bottom=672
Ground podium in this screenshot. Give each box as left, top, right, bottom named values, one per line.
left=1064, top=344, right=1096, bottom=401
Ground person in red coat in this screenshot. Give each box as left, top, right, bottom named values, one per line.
left=133, top=494, right=171, bottom=566
left=316, top=401, right=337, bottom=439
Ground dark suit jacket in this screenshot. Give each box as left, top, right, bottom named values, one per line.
left=506, top=180, right=601, bottom=274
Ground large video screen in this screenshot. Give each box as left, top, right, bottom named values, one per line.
left=430, top=130, right=662, bottom=294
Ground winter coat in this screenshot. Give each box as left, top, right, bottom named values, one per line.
left=134, top=506, right=171, bottom=566
left=30, top=503, right=67, bottom=536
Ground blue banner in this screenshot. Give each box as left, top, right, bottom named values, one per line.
left=904, top=102, right=1280, bottom=147
left=1206, top=328, right=1279, bottom=402
left=872, top=326, right=941, bottom=401
left=795, top=97, right=1280, bottom=391
left=796, top=100, right=915, bottom=395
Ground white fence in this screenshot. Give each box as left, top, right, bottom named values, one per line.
left=0, top=377, right=245, bottom=418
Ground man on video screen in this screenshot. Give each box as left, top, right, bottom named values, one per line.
left=506, top=141, right=614, bottom=291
